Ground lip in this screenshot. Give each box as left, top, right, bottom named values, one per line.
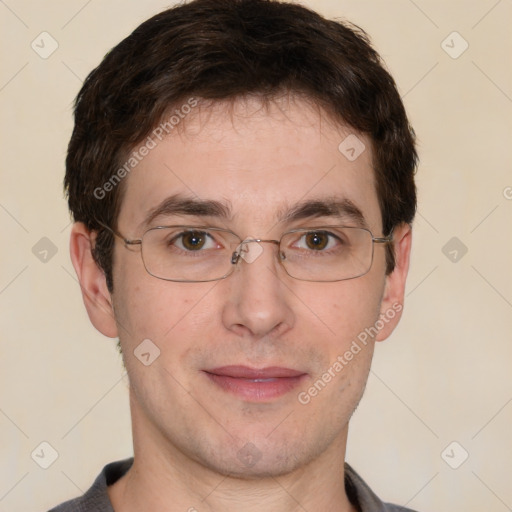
left=203, top=365, right=308, bottom=402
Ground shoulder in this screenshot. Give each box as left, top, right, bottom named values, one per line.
left=345, top=463, right=420, bottom=512
left=47, top=458, right=133, bottom=512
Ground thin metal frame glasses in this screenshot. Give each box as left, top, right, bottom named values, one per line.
left=101, top=223, right=393, bottom=283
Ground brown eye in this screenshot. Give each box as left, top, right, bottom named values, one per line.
left=180, top=231, right=207, bottom=250
left=304, top=232, right=329, bottom=250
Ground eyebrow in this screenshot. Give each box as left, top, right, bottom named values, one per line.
left=141, top=194, right=368, bottom=229
left=280, top=197, right=368, bottom=228
left=141, top=194, right=232, bottom=228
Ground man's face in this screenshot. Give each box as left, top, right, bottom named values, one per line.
left=102, top=97, right=405, bottom=477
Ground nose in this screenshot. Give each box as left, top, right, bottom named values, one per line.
left=221, top=239, right=295, bottom=339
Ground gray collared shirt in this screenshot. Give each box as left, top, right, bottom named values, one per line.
left=48, top=458, right=418, bottom=512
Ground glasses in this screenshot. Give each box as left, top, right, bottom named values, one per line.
left=103, top=224, right=392, bottom=283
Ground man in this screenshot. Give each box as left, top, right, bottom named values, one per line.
left=52, top=0, right=418, bottom=510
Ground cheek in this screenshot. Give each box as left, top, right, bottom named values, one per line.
left=112, top=258, right=219, bottom=351
left=305, top=276, right=385, bottom=344
left=297, top=280, right=383, bottom=411
left=113, top=280, right=219, bottom=401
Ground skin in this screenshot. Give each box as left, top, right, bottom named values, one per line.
left=70, top=95, right=411, bottom=512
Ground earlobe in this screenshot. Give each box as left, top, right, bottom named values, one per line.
left=69, top=222, right=118, bottom=338
left=375, top=223, right=412, bottom=342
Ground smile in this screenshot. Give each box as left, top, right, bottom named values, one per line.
left=203, top=366, right=308, bottom=402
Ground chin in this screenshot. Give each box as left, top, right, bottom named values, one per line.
left=204, top=453, right=304, bottom=480
left=187, top=429, right=331, bottom=480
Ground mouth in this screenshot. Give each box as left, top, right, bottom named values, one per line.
left=203, top=365, right=308, bottom=402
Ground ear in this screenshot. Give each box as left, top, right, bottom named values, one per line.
left=375, top=223, right=412, bottom=342
left=69, top=222, right=118, bottom=338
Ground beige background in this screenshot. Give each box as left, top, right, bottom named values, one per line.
left=1, top=0, right=511, bottom=510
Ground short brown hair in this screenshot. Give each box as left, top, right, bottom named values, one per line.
left=65, top=0, right=417, bottom=291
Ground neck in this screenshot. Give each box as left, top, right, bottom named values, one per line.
left=108, top=392, right=357, bottom=512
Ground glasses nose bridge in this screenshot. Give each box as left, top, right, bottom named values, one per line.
left=246, top=238, right=280, bottom=246
left=231, top=237, right=281, bottom=266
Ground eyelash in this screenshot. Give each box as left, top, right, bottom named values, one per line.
left=165, top=229, right=346, bottom=252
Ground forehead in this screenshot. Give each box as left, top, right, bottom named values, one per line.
left=117, top=96, right=381, bottom=233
